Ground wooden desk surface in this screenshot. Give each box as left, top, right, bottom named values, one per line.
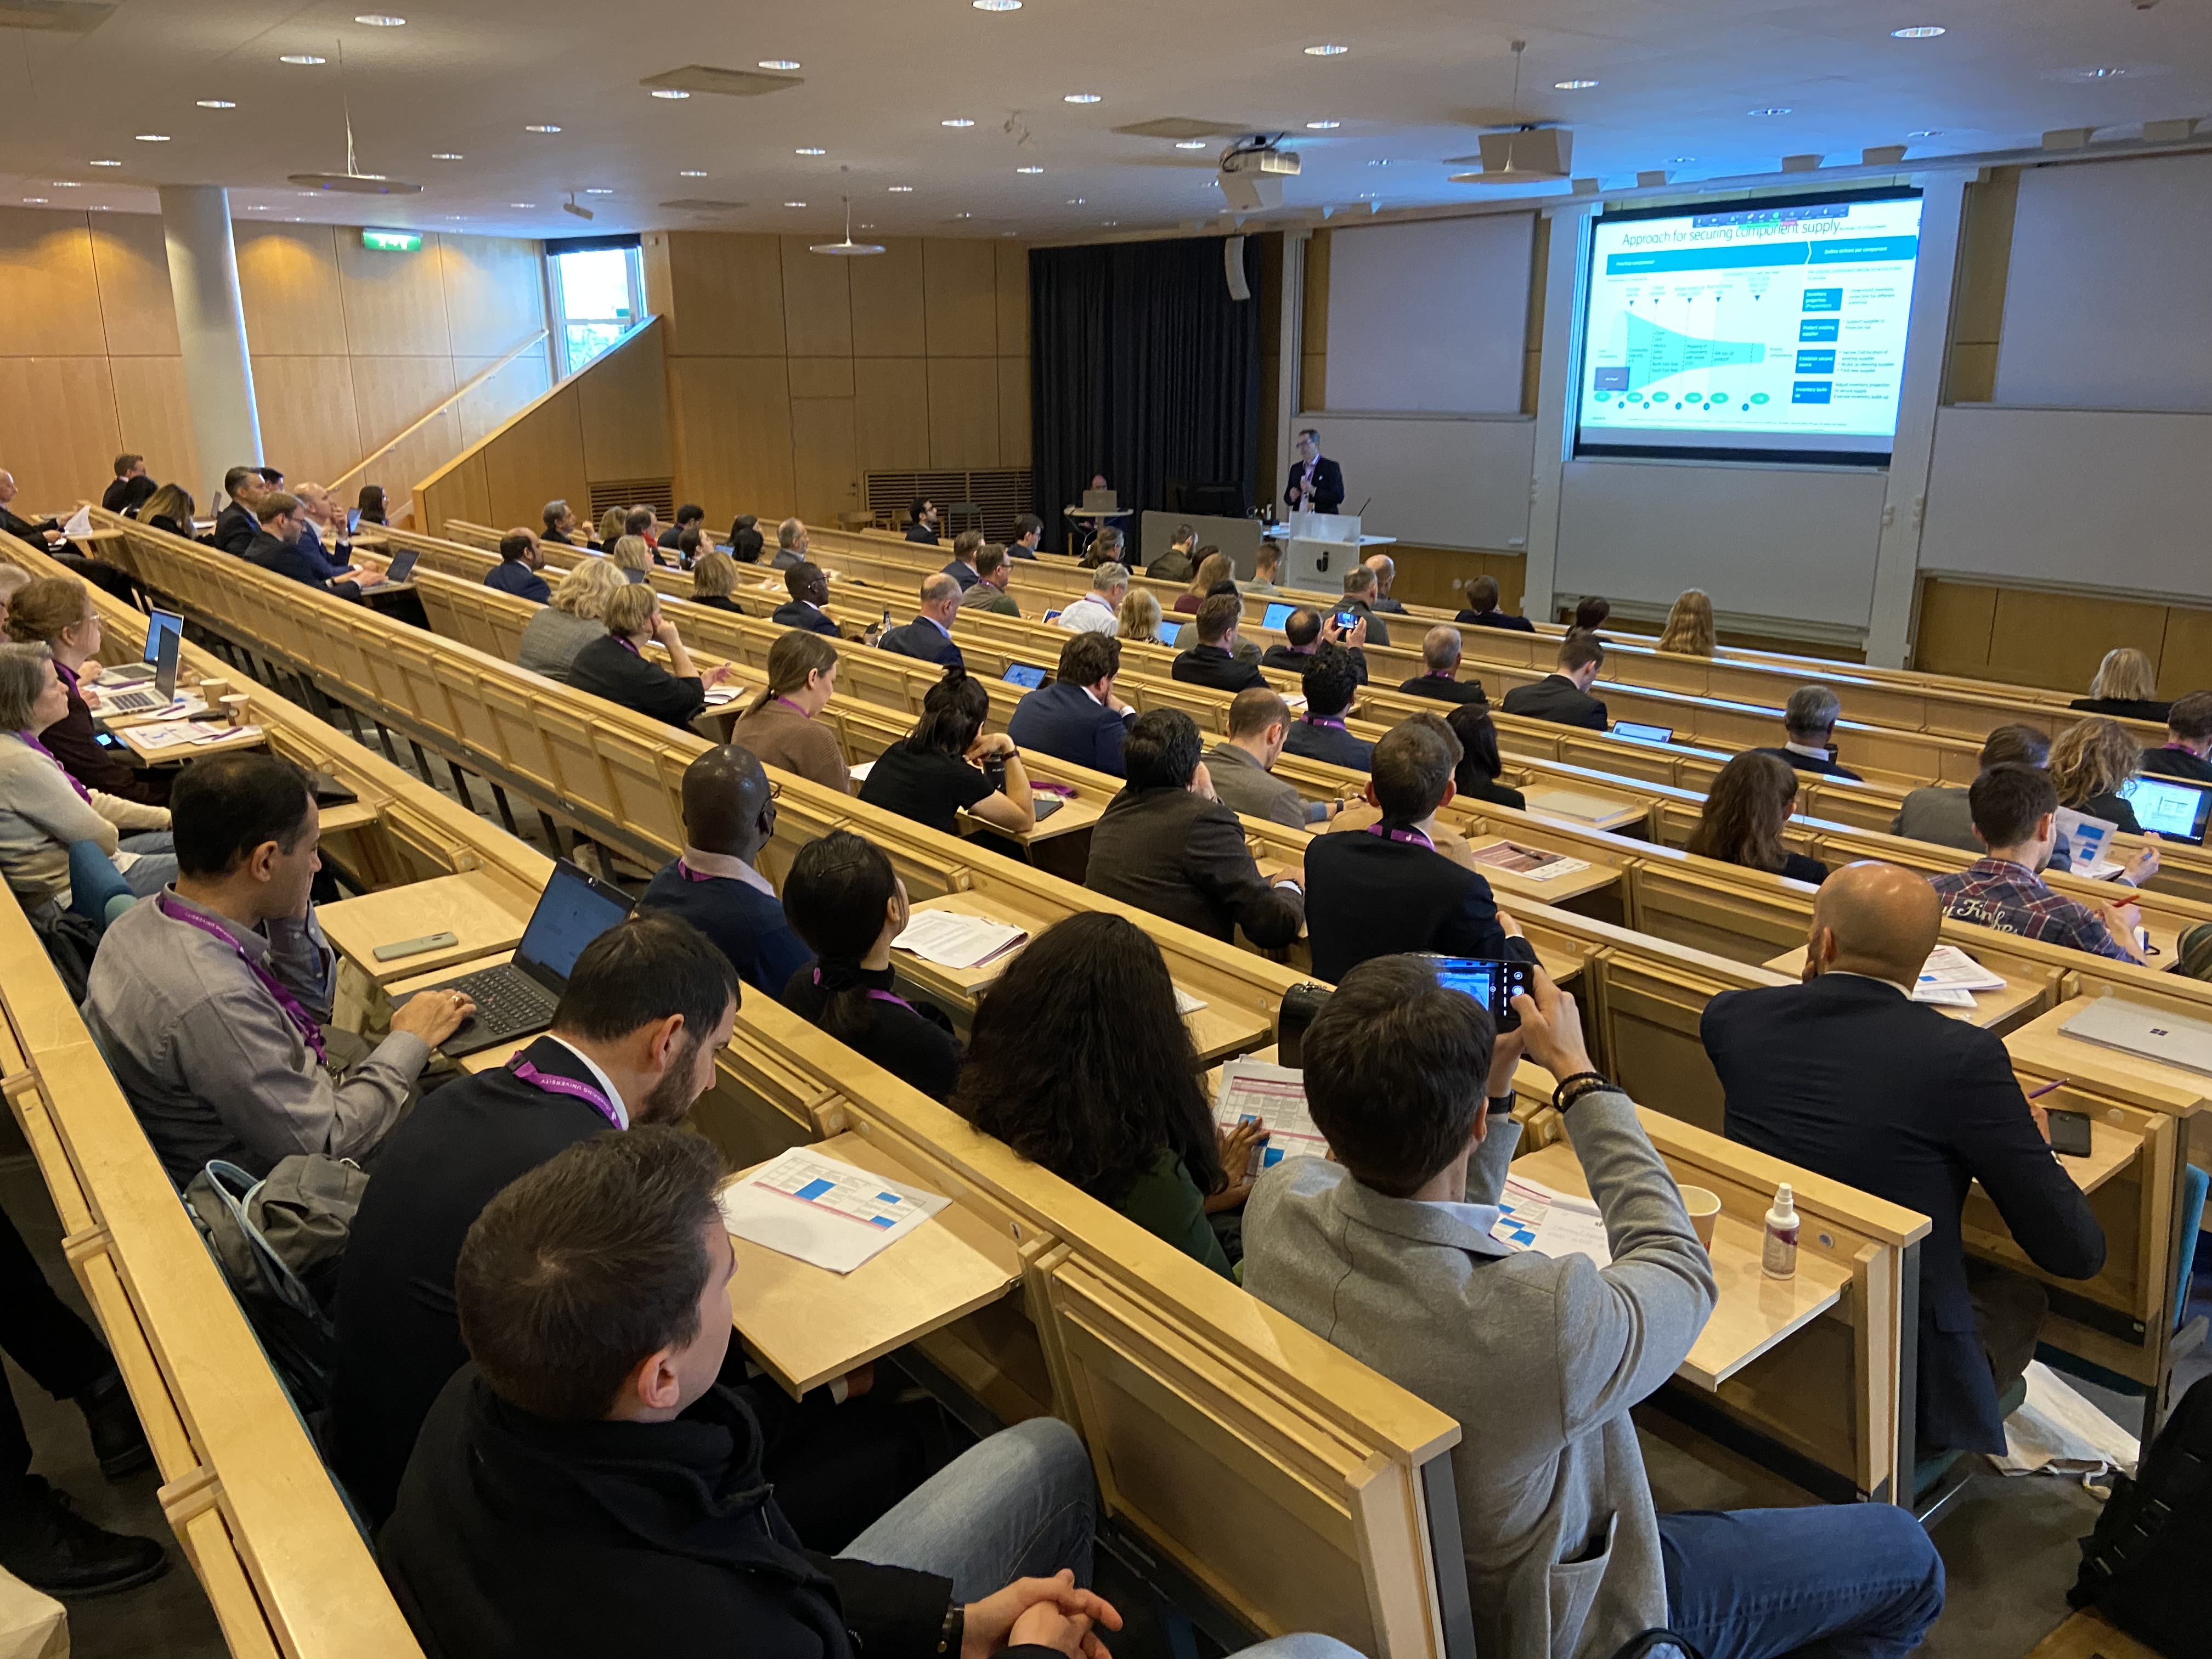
left=1464, top=837, right=1621, bottom=905
left=2007, top=1003, right=2212, bottom=1117
left=726, top=1130, right=1023, bottom=1397
left=1521, top=786, right=1648, bottom=834
left=110, top=719, right=266, bottom=764
left=317, top=799, right=381, bottom=836
left=1514, top=1139, right=1853, bottom=1391
left=318, top=870, right=535, bottom=985
left=2050, top=1116, right=2142, bottom=1197
left=1761, top=946, right=2047, bottom=1033
left=961, top=790, right=1103, bottom=847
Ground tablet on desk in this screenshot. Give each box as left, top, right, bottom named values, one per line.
left=1003, top=663, right=1046, bottom=690
left=1262, top=602, right=1294, bottom=631
left=1611, top=720, right=1675, bottom=745
left=2120, top=774, right=2212, bottom=847
left=1156, top=620, right=1181, bottom=647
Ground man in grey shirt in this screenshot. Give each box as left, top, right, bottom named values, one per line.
left=1205, top=687, right=1337, bottom=831
left=1893, top=724, right=2052, bottom=855
left=83, top=753, right=473, bottom=1184
left=1243, top=958, right=1943, bottom=1659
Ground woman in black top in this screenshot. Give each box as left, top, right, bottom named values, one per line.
left=1686, top=751, right=1826, bottom=885
left=355, top=485, right=388, bottom=528
left=2051, top=716, right=2147, bottom=836
left=729, top=515, right=766, bottom=565
left=139, top=483, right=196, bottom=540
left=1444, top=703, right=1526, bottom=810
left=566, top=583, right=727, bottom=730
left=858, top=669, right=1035, bottom=837
left=688, top=550, right=743, bottom=613
left=2069, top=647, right=2169, bottom=725
left=780, top=830, right=961, bottom=1099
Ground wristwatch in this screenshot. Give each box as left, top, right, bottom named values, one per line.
left=1551, top=1071, right=1613, bottom=1114
left=936, top=1602, right=966, bottom=1657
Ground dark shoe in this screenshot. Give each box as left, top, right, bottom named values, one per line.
left=0, top=1477, right=168, bottom=1598
left=75, top=1369, right=153, bottom=1480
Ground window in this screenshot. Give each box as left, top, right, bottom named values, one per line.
left=549, top=242, right=644, bottom=376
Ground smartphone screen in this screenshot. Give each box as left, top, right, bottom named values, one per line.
left=2045, top=1107, right=2093, bottom=1159
left=1424, top=955, right=1534, bottom=1031
left=1334, top=610, right=1358, bottom=631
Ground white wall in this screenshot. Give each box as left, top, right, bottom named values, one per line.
left=1323, top=215, right=1532, bottom=415
left=1300, top=414, right=1534, bottom=550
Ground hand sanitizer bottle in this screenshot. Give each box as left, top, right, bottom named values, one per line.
left=1762, top=1182, right=1799, bottom=1280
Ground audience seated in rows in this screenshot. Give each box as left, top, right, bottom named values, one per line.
left=3, top=575, right=170, bottom=803
left=1657, top=588, right=1715, bottom=656
left=1337, top=565, right=1391, bottom=647
left=687, top=549, right=743, bottom=613
left=2070, top=646, right=2168, bottom=725
left=1259, top=606, right=1368, bottom=684
left=641, top=746, right=811, bottom=994
left=2050, top=715, right=2146, bottom=832
left=1455, top=573, right=1532, bottom=633
left=1398, top=625, right=1486, bottom=706
left=730, top=630, right=849, bottom=794
left=331, top=913, right=737, bottom=1525
left=0, top=644, right=174, bottom=917
left=1077, top=524, right=1122, bottom=570
left=247, top=492, right=373, bottom=600
left=83, top=754, right=472, bottom=1184
left=541, top=498, right=589, bottom=549
left=1446, top=703, right=1524, bottom=810
left=568, top=584, right=726, bottom=731
left=1085, top=709, right=1304, bottom=947
left=1280, top=644, right=1373, bottom=770
left=770, top=559, right=840, bottom=633
left=1892, top=724, right=2049, bottom=855
left=99, top=452, right=148, bottom=515
left=904, top=495, right=941, bottom=545
left=140, top=483, right=196, bottom=540
left=881, top=575, right=966, bottom=669
left=1685, top=750, right=1830, bottom=887
left=355, top=484, right=387, bottom=528
left=208, top=466, right=263, bottom=555
left=1573, top=595, right=1611, bottom=633
left=2141, top=690, right=2212, bottom=786
left=1500, top=632, right=1608, bottom=732
left=1362, top=553, right=1408, bottom=615
left=483, top=529, right=551, bottom=603
left=1244, top=957, right=1944, bottom=1659
left=658, top=503, right=705, bottom=554
left=609, top=534, right=657, bottom=584
left=0, top=564, right=28, bottom=624
left=1171, top=594, right=1264, bottom=692
left=596, top=506, right=628, bottom=551
left=518, top=559, right=625, bottom=684
left=1763, top=685, right=1861, bottom=782
left=1929, top=763, right=2142, bottom=962
left=1173, top=551, right=1232, bottom=617
left=624, top=507, right=665, bottom=560
left=1053, top=563, right=1127, bottom=635
left=1205, top=687, right=1332, bottom=830
left=771, top=517, right=809, bottom=570
left=1240, top=541, right=1283, bottom=596
left=957, top=544, right=1021, bottom=617
left=779, top=830, right=962, bottom=1100
left=956, top=912, right=1252, bottom=1278
left=1706, top=861, right=2105, bottom=1458
left=1007, top=512, right=1043, bottom=560
left=1145, top=523, right=1198, bottom=583
left=1115, top=585, right=1165, bottom=644
left=728, top=514, right=765, bottom=564
left=1005, top=632, right=1132, bottom=777
left=939, top=529, right=983, bottom=591
left=859, top=670, right=1032, bottom=837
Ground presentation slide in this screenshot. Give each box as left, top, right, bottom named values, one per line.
left=1576, top=192, right=1924, bottom=462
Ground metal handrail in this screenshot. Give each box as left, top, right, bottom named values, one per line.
left=328, top=329, right=551, bottom=498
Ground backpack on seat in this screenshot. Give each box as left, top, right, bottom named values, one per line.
left=2069, top=1370, right=2212, bottom=1658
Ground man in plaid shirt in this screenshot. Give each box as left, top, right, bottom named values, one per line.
left=1928, top=764, right=2143, bottom=963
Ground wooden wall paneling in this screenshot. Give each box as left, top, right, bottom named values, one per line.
left=350, top=356, right=460, bottom=463
left=577, top=324, right=673, bottom=484
left=1985, top=584, right=2169, bottom=693
left=2157, top=605, right=2212, bottom=701
left=250, top=355, right=364, bottom=486
left=997, top=357, right=1030, bottom=470
left=106, top=356, right=201, bottom=489
left=994, top=240, right=1029, bottom=357
left=781, top=236, right=853, bottom=358
left=1300, top=229, right=1330, bottom=410
left=1945, top=167, right=2018, bottom=405
left=1910, top=578, right=1999, bottom=678
left=88, top=214, right=181, bottom=357
left=788, top=357, right=855, bottom=399
left=234, top=224, right=348, bottom=356
left=789, top=397, right=861, bottom=521
left=0, top=210, right=108, bottom=356
left=664, top=233, right=787, bottom=357
left=0, top=357, right=120, bottom=507
left=482, top=386, right=588, bottom=530
left=851, top=356, right=932, bottom=473
left=437, top=234, right=545, bottom=358
left=923, top=239, right=998, bottom=357
left=667, top=357, right=795, bottom=523
left=927, top=357, right=1000, bottom=470
left=453, top=352, right=555, bottom=448
left=849, top=239, right=927, bottom=357
left=370, top=416, right=464, bottom=517
left=424, top=449, right=493, bottom=533
left=1523, top=222, right=1549, bottom=415
left=336, top=234, right=453, bottom=357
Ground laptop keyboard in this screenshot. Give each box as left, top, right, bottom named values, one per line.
left=100, top=688, right=170, bottom=714
left=444, top=967, right=557, bottom=1039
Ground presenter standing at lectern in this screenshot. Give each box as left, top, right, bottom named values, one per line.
left=1284, top=428, right=1344, bottom=516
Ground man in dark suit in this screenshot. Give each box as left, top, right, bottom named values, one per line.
left=1400, top=626, right=1487, bottom=706
left=770, top=517, right=809, bottom=571
left=1007, top=512, right=1044, bottom=560
left=483, top=528, right=552, bottom=603
left=1455, top=574, right=1534, bottom=633
left=939, top=528, right=983, bottom=590
left=1085, top=709, right=1306, bottom=946
left=208, top=466, right=263, bottom=554
left=1338, top=567, right=1391, bottom=647
left=1282, top=643, right=1374, bottom=770
left=1006, top=632, right=1133, bottom=776
left=1306, top=716, right=1536, bottom=983
left=1260, top=607, right=1369, bottom=684
left=657, top=503, right=705, bottom=552
left=770, top=562, right=840, bottom=636
left=1283, top=427, right=1344, bottom=516
left=1702, top=860, right=2104, bottom=1456
left=329, top=914, right=741, bottom=1525
left=244, top=492, right=366, bottom=599
left=1760, top=684, right=1863, bottom=782
left=878, top=574, right=964, bottom=669
left=2140, top=691, right=2212, bottom=786
left=1362, top=554, right=1408, bottom=614
left=1500, top=633, right=1609, bottom=732
left=1172, top=594, right=1265, bottom=693
left=902, top=496, right=940, bottom=545
left=100, top=452, right=146, bottom=514
left=1147, top=525, right=1199, bottom=583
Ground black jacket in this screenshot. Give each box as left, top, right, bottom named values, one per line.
left=780, top=965, right=961, bottom=1102
left=1085, top=786, right=1304, bottom=947
left=332, top=1037, right=613, bottom=1525
left=939, top=558, right=979, bottom=591
left=2070, top=696, right=2170, bottom=725
left=1259, top=643, right=1368, bottom=685
left=568, top=634, right=707, bottom=729
left=1171, top=642, right=1265, bottom=693
left=879, top=618, right=963, bottom=670
left=381, top=1371, right=967, bottom=1659
left=771, top=599, right=840, bottom=636
left=904, top=522, right=940, bottom=545
left=1280, top=716, right=1373, bottom=772
left=244, top=528, right=362, bottom=598
left=1397, top=672, right=1486, bottom=706
left=1457, top=608, right=1536, bottom=634
left=1305, top=831, right=1533, bottom=984
left=1499, top=674, right=1608, bottom=732
left=210, top=501, right=258, bottom=554
left=1284, top=456, right=1344, bottom=515
left=1761, top=744, right=1863, bottom=783
left=1702, top=974, right=2105, bottom=1454
left=2141, top=745, right=2212, bottom=787
left=1146, top=549, right=1196, bottom=583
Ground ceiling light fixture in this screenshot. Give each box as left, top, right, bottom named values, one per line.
left=509, top=201, right=535, bottom=208
left=1747, top=106, right=1791, bottom=116
left=680, top=169, right=708, bottom=176
left=197, top=99, right=236, bottom=108
left=1908, top=129, right=1944, bottom=138
left=1667, top=155, right=1696, bottom=163
left=1890, top=25, right=1944, bottom=37
left=796, top=146, right=826, bottom=155
left=280, top=53, right=326, bottom=64
left=758, top=58, right=800, bottom=70
left=354, top=13, right=405, bottom=23
left=1175, top=139, right=1207, bottom=149
left=89, top=160, right=121, bottom=167
left=585, top=187, right=614, bottom=194
left=941, top=117, right=975, bottom=127
left=1064, top=93, right=1101, bottom=103
left=2083, top=65, right=2128, bottom=77
left=954, top=211, right=973, bottom=218
left=973, top=0, right=1022, bottom=10
left=289, top=40, right=423, bottom=194
left=1017, top=165, right=1043, bottom=173
left=91, top=205, right=108, bottom=211
left=651, top=88, right=690, bottom=99
left=22, top=197, right=47, bottom=204
left=810, top=193, right=884, bottom=255
left=1306, top=119, right=1340, bottom=128
left=784, top=200, right=807, bottom=207
left=1554, top=78, right=1598, bottom=89
left=52, top=180, right=79, bottom=187
left=524, top=123, right=561, bottom=133
left=135, top=133, right=170, bottom=142
left=888, top=184, right=913, bottom=191
left=431, top=152, right=462, bottom=160
left=1304, top=43, right=1348, bottom=55
left=1102, top=219, right=1118, bottom=225
left=1065, top=196, right=1084, bottom=203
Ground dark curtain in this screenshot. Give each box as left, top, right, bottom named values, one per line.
left=1030, top=236, right=1262, bottom=536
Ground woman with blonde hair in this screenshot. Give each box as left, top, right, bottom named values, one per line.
left=1117, top=587, right=1164, bottom=645
left=597, top=505, right=628, bottom=551
left=731, top=629, right=847, bottom=793
left=139, top=483, right=196, bottom=538
left=2070, top=647, right=2168, bottom=724
left=2051, top=716, right=2149, bottom=833
left=517, top=558, right=624, bottom=683
left=1657, top=589, right=1714, bottom=656
left=1684, top=750, right=1827, bottom=886
left=609, top=535, right=656, bottom=583
left=688, top=550, right=741, bottom=613
left=567, top=583, right=726, bottom=729
left=1175, top=550, right=1233, bottom=616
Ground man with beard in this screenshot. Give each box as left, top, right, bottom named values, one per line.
left=329, top=912, right=740, bottom=1527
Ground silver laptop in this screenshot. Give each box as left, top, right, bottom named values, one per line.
left=102, top=610, right=184, bottom=685
left=2059, top=998, right=2212, bottom=1076
left=95, top=626, right=181, bottom=715
left=1081, top=488, right=1118, bottom=512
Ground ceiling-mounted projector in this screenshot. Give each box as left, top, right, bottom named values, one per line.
left=1218, top=139, right=1300, bottom=211
left=1448, top=126, right=1572, bottom=185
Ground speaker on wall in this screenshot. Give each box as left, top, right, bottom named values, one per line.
left=1224, top=235, right=1250, bottom=302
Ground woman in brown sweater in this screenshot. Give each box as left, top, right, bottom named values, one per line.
left=728, top=630, right=849, bottom=793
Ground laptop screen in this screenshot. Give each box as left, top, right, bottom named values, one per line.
left=153, top=624, right=180, bottom=702
left=2120, top=774, right=2212, bottom=845
left=514, top=860, right=635, bottom=989
left=142, top=610, right=183, bottom=666
left=1262, top=602, right=1294, bottom=631
left=382, top=548, right=419, bottom=583
left=1003, top=663, right=1046, bottom=690
left=1156, top=620, right=1182, bottom=647
left=1612, top=721, right=1675, bottom=744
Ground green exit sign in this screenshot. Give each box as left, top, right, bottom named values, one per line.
left=361, top=229, right=422, bottom=252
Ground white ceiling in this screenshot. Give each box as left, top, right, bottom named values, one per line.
left=1, top=0, right=2207, bottom=241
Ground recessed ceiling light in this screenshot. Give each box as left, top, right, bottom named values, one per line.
left=431, top=152, right=463, bottom=160
left=584, top=187, right=614, bottom=195
left=246, top=204, right=268, bottom=210
left=1175, top=139, right=1207, bottom=149
left=22, top=197, right=47, bottom=204
left=354, top=13, right=405, bottom=23
left=1102, top=220, right=1118, bottom=225
left=651, top=88, right=690, bottom=99
left=679, top=169, right=708, bottom=177
left=1305, top=43, right=1348, bottom=55
left=954, top=211, right=973, bottom=218
left=795, top=146, right=826, bottom=155
left=279, top=53, right=325, bottom=64
left=1017, top=165, right=1043, bottom=173
left=973, top=0, right=1021, bottom=10
left=135, top=133, right=171, bottom=142
left=91, top=205, right=108, bottom=211
left=1747, top=106, right=1791, bottom=116
left=2082, top=65, right=2128, bottom=77
left=524, top=123, right=561, bottom=133
left=1667, top=155, right=1696, bottom=163
left=888, top=184, right=914, bottom=191
left=52, top=180, right=79, bottom=187
left=447, top=215, right=470, bottom=220
left=758, top=58, right=800, bottom=70
left=89, top=159, right=121, bottom=167
left=1906, top=129, right=1945, bottom=138
left=1064, top=93, right=1101, bottom=103
left=784, top=200, right=807, bottom=207
left=1554, top=78, right=1599, bottom=89
left=859, top=222, right=874, bottom=229
left=1066, top=196, right=1084, bottom=203
left=1306, top=119, right=1340, bottom=129
left=196, top=99, right=236, bottom=109
left=941, top=117, right=975, bottom=127
left=509, top=202, right=536, bottom=208
left=1890, top=25, right=1944, bottom=37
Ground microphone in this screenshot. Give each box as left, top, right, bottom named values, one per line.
left=1354, top=497, right=1372, bottom=518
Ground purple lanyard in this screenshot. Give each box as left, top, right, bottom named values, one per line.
left=1302, top=715, right=1348, bottom=731
left=509, top=1058, right=624, bottom=1129
left=18, top=732, right=92, bottom=804
left=812, top=967, right=917, bottom=1015
left=53, top=661, right=80, bottom=697
left=773, top=696, right=811, bottom=719
left=156, top=895, right=327, bottom=1063
left=617, top=635, right=642, bottom=656
left=1365, top=822, right=1436, bottom=851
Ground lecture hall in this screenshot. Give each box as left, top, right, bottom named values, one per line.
left=1, top=5, right=2209, bottom=1658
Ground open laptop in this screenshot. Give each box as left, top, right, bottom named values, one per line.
left=1261, top=601, right=1295, bottom=631
left=2120, top=774, right=2212, bottom=847
left=2060, top=997, right=2212, bottom=1077
left=1003, top=662, right=1046, bottom=690
left=1611, top=720, right=1676, bottom=744
left=1081, top=488, right=1119, bottom=512
left=373, top=547, right=419, bottom=585
left=94, top=626, right=181, bottom=716
left=1156, top=620, right=1182, bottom=647
left=399, top=858, right=634, bottom=1058
left=101, top=610, right=184, bottom=686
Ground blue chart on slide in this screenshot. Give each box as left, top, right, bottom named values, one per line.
left=1577, top=195, right=1924, bottom=457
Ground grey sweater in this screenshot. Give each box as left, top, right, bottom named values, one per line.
left=0, top=731, right=169, bottom=907
left=1244, top=1091, right=1716, bottom=1659
left=516, top=607, right=605, bottom=683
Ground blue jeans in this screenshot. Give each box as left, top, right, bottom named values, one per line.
left=1658, top=1505, right=1944, bottom=1659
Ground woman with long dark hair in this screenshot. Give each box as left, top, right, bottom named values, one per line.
left=857, top=668, right=1033, bottom=836
left=1444, top=703, right=1525, bottom=810
left=1685, top=750, right=1827, bottom=886
left=953, top=912, right=1251, bottom=1276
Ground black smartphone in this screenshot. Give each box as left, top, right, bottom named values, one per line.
left=2046, top=1107, right=2093, bottom=1159
left=1423, top=955, right=1536, bottom=1031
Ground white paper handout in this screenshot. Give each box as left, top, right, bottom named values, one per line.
left=718, top=1147, right=952, bottom=1274
left=1527, top=789, right=1626, bottom=824
left=2056, top=807, right=2123, bottom=881
left=128, top=719, right=249, bottom=751
left=1471, top=840, right=1590, bottom=882
left=1173, top=987, right=1207, bottom=1017
left=61, top=505, right=93, bottom=538
left=893, top=909, right=1028, bottom=970
left=1213, top=1059, right=1329, bottom=1177
left=1914, top=943, right=2005, bottom=1007
left=1492, top=1175, right=1613, bottom=1267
